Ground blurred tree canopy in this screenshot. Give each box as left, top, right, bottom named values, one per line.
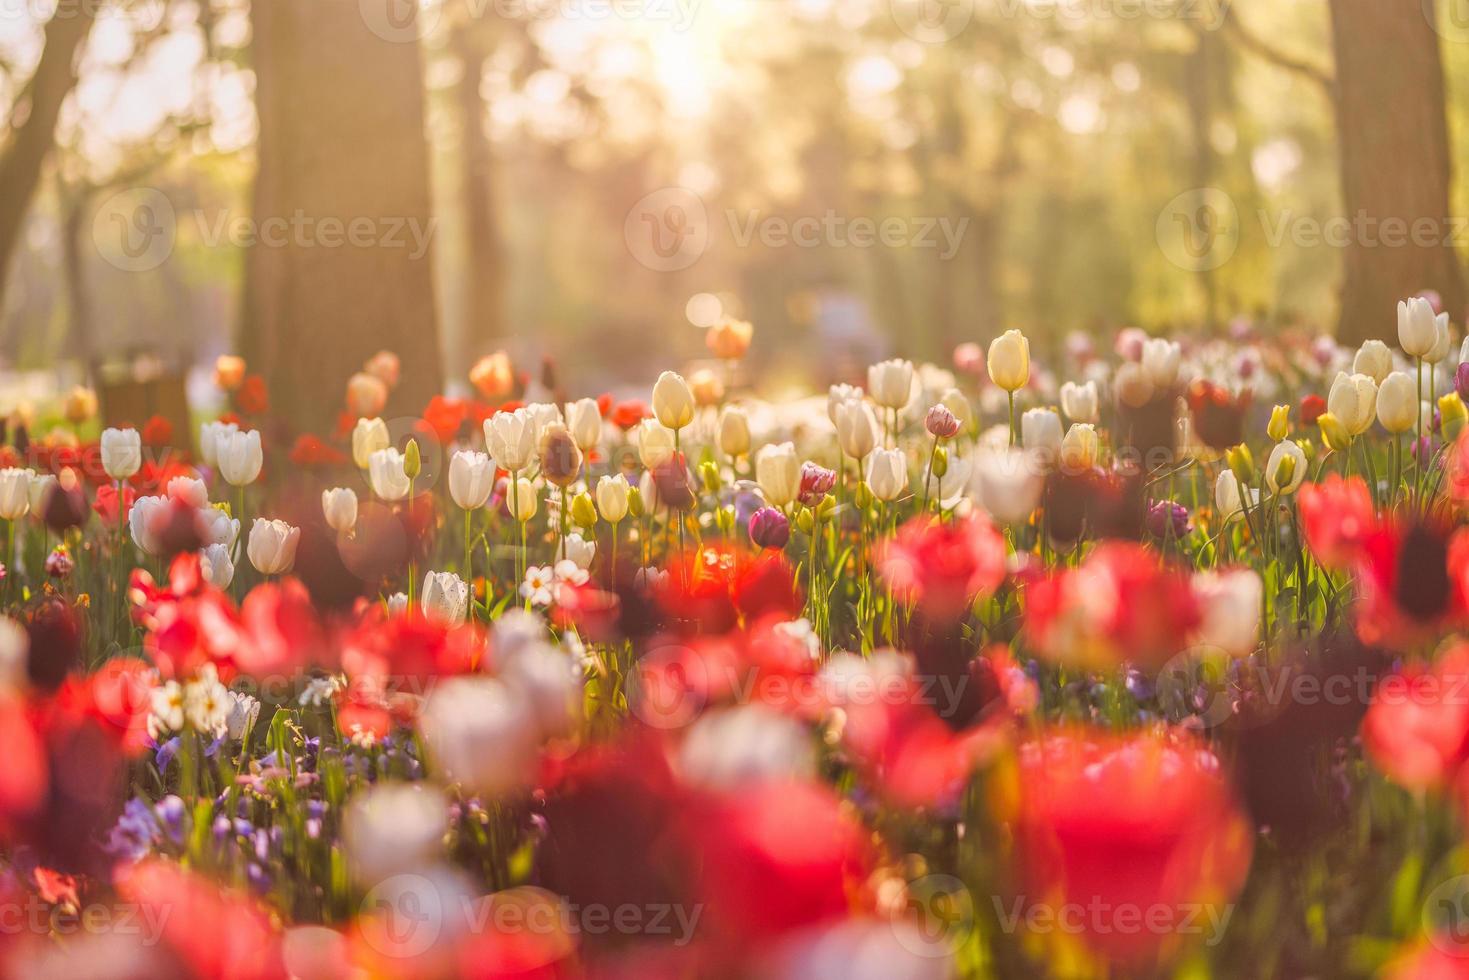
left=0, top=0, right=1466, bottom=414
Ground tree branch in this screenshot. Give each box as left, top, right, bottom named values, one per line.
left=1217, top=7, right=1335, bottom=95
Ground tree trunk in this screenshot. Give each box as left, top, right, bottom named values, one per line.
left=244, top=0, right=442, bottom=434
left=1328, top=0, right=1464, bottom=345
left=453, top=30, right=507, bottom=364
left=0, top=6, right=97, bottom=314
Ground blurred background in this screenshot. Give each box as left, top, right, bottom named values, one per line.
left=0, top=0, right=1466, bottom=430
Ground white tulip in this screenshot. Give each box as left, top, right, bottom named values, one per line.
left=1377, top=371, right=1419, bottom=434
left=165, top=476, right=209, bottom=509
left=969, top=448, right=1043, bottom=524
left=717, top=405, right=751, bottom=459
left=421, top=570, right=469, bottom=624
left=1353, top=340, right=1393, bottom=383
left=678, top=705, right=815, bottom=790
left=0, top=468, right=30, bottom=521
left=1192, top=569, right=1262, bottom=659
left=1059, top=423, right=1099, bottom=471
left=1213, top=469, right=1258, bottom=523
left=652, top=371, right=695, bottom=430
left=1114, top=361, right=1155, bottom=408
left=500, top=644, right=582, bottom=741
left=418, top=677, right=538, bottom=797
left=351, top=417, right=390, bottom=470
left=386, top=592, right=409, bottom=616
left=343, top=783, right=448, bottom=887
left=1398, top=296, right=1439, bottom=357
left=1326, top=371, right=1377, bottom=436
left=367, top=447, right=410, bottom=501
left=1140, top=338, right=1181, bottom=388
left=321, top=487, right=358, bottom=532
left=128, top=494, right=166, bottom=555
left=867, top=359, right=914, bottom=410
left=1020, top=408, right=1063, bottom=456
left=987, top=330, right=1030, bottom=392
left=1426, top=313, right=1453, bottom=365
left=827, top=383, right=864, bottom=423
left=636, top=420, right=676, bottom=469
left=26, top=473, right=54, bottom=515
left=596, top=474, right=629, bottom=523
left=940, top=388, right=973, bottom=433
left=524, top=403, right=563, bottom=443
left=199, top=543, right=235, bottom=589
left=485, top=409, right=535, bottom=472
left=565, top=398, right=603, bottom=452
left=197, top=507, right=240, bottom=548
left=247, top=518, right=300, bottom=575
left=100, top=427, right=142, bottom=480
left=834, top=399, right=879, bottom=460
left=200, top=421, right=239, bottom=469
left=864, top=447, right=907, bottom=502
left=1265, top=440, right=1306, bottom=495
left=217, top=429, right=263, bottom=487
left=507, top=478, right=539, bottom=522
left=755, top=442, right=801, bottom=507
left=448, top=451, right=494, bottom=510
left=563, top=533, right=595, bottom=570
left=1059, top=380, right=1100, bottom=424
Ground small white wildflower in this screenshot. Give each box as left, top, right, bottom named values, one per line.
left=521, top=565, right=556, bottom=608
left=298, top=675, right=345, bottom=708
left=184, top=665, right=230, bottom=738
left=149, top=680, right=185, bottom=736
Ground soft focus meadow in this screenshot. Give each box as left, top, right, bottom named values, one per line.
left=11, top=1, right=1469, bottom=979
left=4, top=313, right=1469, bottom=977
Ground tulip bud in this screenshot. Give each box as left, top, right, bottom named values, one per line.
left=867, top=359, right=915, bottom=410
left=1267, top=405, right=1289, bottom=442
left=706, top=317, right=753, bottom=360
left=1226, top=444, right=1255, bottom=485
left=537, top=423, right=583, bottom=487
left=403, top=438, right=422, bottom=480
left=652, top=371, right=696, bottom=430
left=925, top=404, right=960, bottom=439
left=855, top=480, right=874, bottom=510
left=795, top=509, right=814, bottom=534
left=571, top=492, right=598, bottom=530
left=748, top=506, right=790, bottom=550
left=322, top=487, right=359, bottom=533
left=247, top=518, right=300, bottom=575
left=596, top=475, right=629, bottom=524
left=506, top=478, right=538, bottom=522
left=699, top=460, right=720, bottom=494
left=1265, top=440, right=1306, bottom=495
left=1457, top=362, right=1469, bottom=404
left=718, top=406, right=751, bottom=459
left=1317, top=412, right=1352, bottom=453
left=352, top=417, right=391, bottom=470
left=987, top=330, right=1030, bottom=392
left=1377, top=371, right=1419, bottom=434
left=932, top=446, right=948, bottom=478
left=1440, top=392, right=1468, bottom=442
left=627, top=485, right=645, bottom=519
left=1399, top=296, right=1442, bottom=358
left=100, top=427, right=142, bottom=480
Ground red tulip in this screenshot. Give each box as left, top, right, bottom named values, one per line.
left=878, top=514, right=1007, bottom=620
left=1007, top=728, right=1253, bottom=967
left=1298, top=474, right=1375, bottom=569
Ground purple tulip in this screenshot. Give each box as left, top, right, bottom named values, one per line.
left=1146, top=499, right=1191, bottom=540
left=749, top=506, right=791, bottom=550
left=925, top=404, right=961, bottom=439
left=1455, top=362, right=1469, bottom=404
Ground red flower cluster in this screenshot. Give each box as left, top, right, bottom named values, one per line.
left=877, top=514, right=1007, bottom=620
left=1006, top=728, right=1253, bottom=967
left=1024, top=541, right=1201, bottom=670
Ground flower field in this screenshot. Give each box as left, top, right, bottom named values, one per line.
left=5, top=305, right=1469, bottom=978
